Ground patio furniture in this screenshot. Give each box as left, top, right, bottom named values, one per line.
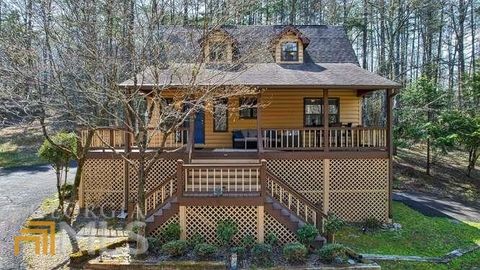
left=232, top=129, right=258, bottom=149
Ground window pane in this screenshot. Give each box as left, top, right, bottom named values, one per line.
left=214, top=99, right=228, bottom=131
left=281, top=42, right=298, bottom=61
left=239, top=97, right=257, bottom=119
left=210, top=42, right=227, bottom=62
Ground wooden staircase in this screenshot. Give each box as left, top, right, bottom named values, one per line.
left=140, top=159, right=326, bottom=243
left=265, top=196, right=326, bottom=247
left=146, top=196, right=179, bottom=234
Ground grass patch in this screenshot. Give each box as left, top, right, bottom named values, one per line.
left=337, top=202, right=480, bottom=270
left=0, top=125, right=47, bottom=168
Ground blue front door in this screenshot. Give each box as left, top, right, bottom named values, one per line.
left=194, top=109, right=205, bottom=144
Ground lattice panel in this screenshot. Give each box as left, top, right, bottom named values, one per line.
left=264, top=213, right=297, bottom=245
left=330, top=159, right=388, bottom=191
left=185, top=206, right=258, bottom=245
left=148, top=214, right=180, bottom=240
left=329, top=191, right=388, bottom=222
left=267, top=159, right=323, bottom=205
left=129, top=159, right=177, bottom=201
left=82, top=159, right=125, bottom=209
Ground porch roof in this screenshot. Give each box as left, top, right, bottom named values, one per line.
left=119, top=62, right=401, bottom=90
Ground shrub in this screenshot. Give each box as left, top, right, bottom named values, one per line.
left=324, top=213, right=345, bottom=243
left=364, top=217, right=382, bottom=231
left=194, top=243, right=218, bottom=259
left=230, top=246, right=246, bottom=260
left=251, top=243, right=273, bottom=267
left=216, top=219, right=238, bottom=246
left=317, top=243, right=347, bottom=264
left=161, top=223, right=181, bottom=242
left=61, top=183, right=74, bottom=200
left=147, top=237, right=161, bottom=253
left=241, top=234, right=255, bottom=250
left=188, top=233, right=205, bottom=246
left=297, top=224, right=318, bottom=247
left=161, top=240, right=188, bottom=257
left=265, top=232, right=278, bottom=246
left=283, top=242, right=308, bottom=264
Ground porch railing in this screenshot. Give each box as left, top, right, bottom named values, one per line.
left=144, top=174, right=177, bottom=216
left=262, top=127, right=387, bottom=150
left=80, top=127, right=188, bottom=150
left=182, top=164, right=262, bottom=194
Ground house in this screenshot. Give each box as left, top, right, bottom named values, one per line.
left=79, top=25, right=400, bottom=245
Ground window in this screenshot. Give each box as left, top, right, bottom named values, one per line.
left=213, top=98, right=228, bottom=132
left=304, top=98, right=340, bottom=127
left=209, top=42, right=228, bottom=62
left=281, top=42, right=299, bottom=62
left=239, top=97, right=257, bottom=119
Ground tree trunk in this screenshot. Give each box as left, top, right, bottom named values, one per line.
left=457, top=0, right=466, bottom=107
left=362, top=0, right=368, bottom=69
left=56, top=169, right=64, bottom=211
left=426, top=137, right=431, bottom=176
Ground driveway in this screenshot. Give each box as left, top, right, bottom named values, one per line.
left=394, top=191, right=480, bottom=222
left=0, top=165, right=76, bottom=269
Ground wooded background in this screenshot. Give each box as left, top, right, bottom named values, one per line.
left=0, top=0, right=479, bottom=176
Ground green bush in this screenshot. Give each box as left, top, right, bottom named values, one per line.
left=161, top=240, right=188, bottom=257
left=216, top=219, right=238, bottom=246
left=61, top=183, right=74, bottom=199
left=324, top=213, right=345, bottom=235
left=283, top=242, right=308, bottom=264
left=296, top=224, right=318, bottom=246
left=317, top=243, right=347, bottom=264
left=194, top=243, right=218, bottom=259
left=251, top=243, right=273, bottom=267
left=241, top=234, right=255, bottom=250
left=364, top=217, right=382, bottom=231
left=188, top=233, right=205, bottom=246
left=265, top=232, right=278, bottom=246
left=147, top=237, right=161, bottom=253
left=230, top=246, right=246, bottom=260
left=161, top=223, right=181, bottom=242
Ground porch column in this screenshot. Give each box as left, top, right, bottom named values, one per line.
left=187, top=114, right=195, bottom=162
left=323, top=89, right=329, bottom=151
left=256, top=92, right=263, bottom=153
left=386, top=89, right=394, bottom=219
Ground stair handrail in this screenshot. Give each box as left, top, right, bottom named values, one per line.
left=145, top=173, right=177, bottom=216
left=265, top=170, right=325, bottom=232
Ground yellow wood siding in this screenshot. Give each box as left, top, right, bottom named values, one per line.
left=205, top=89, right=361, bottom=148
left=147, top=89, right=361, bottom=148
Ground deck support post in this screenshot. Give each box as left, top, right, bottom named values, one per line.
left=179, top=205, right=186, bottom=240
left=323, top=159, right=330, bottom=215
left=257, top=92, right=263, bottom=153
left=257, top=205, right=265, bottom=243
left=386, top=89, right=394, bottom=220
left=323, top=89, right=329, bottom=151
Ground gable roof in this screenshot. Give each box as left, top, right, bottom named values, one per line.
left=120, top=25, right=401, bottom=89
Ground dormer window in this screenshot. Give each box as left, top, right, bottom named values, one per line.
left=281, top=42, right=299, bottom=62
left=271, top=26, right=310, bottom=64
left=200, top=28, right=237, bottom=63
left=209, top=42, right=228, bottom=62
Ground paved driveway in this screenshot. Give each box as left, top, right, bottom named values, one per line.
left=0, top=165, right=76, bottom=269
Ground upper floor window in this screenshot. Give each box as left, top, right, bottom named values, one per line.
left=209, top=42, right=228, bottom=62
left=239, top=97, right=257, bottom=119
left=304, top=98, right=340, bottom=127
left=281, top=42, right=299, bottom=62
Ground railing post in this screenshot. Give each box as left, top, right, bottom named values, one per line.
left=176, top=159, right=184, bottom=198
left=260, top=159, right=267, bottom=197
left=323, top=89, right=329, bottom=151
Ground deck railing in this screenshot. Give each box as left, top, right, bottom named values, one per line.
left=266, top=171, right=324, bottom=231
left=80, top=127, right=188, bottom=150
left=262, top=127, right=387, bottom=150
left=182, top=163, right=262, bottom=194
left=144, top=174, right=177, bottom=216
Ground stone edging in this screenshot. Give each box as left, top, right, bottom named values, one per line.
left=361, top=244, right=480, bottom=263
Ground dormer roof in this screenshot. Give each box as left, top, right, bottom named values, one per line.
left=270, top=25, right=310, bottom=49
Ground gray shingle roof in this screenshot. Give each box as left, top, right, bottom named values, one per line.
left=120, top=25, right=401, bottom=89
